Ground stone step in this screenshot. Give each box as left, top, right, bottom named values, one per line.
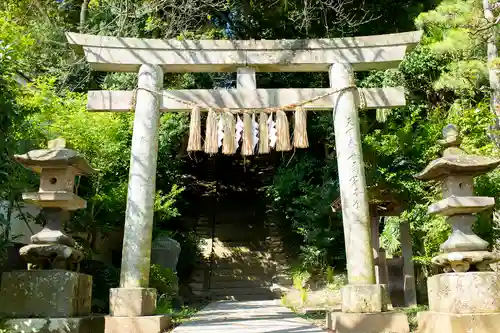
left=210, top=248, right=271, bottom=255
left=269, top=253, right=287, bottom=259
left=190, top=289, right=211, bottom=297
left=210, top=265, right=275, bottom=274
left=190, top=279, right=272, bottom=290
left=208, top=286, right=276, bottom=294
left=198, top=268, right=275, bottom=278
left=189, top=281, right=276, bottom=291
left=191, top=270, right=269, bottom=280
left=195, top=254, right=274, bottom=263
left=195, top=226, right=211, bottom=230
left=203, top=241, right=269, bottom=248
left=191, top=272, right=270, bottom=282
left=266, top=240, right=284, bottom=246
left=273, top=267, right=289, bottom=274
left=195, top=226, right=212, bottom=230
left=194, top=240, right=270, bottom=251
left=211, top=294, right=277, bottom=301
left=265, top=239, right=283, bottom=243
left=210, top=255, right=273, bottom=261
left=190, top=278, right=272, bottom=289
left=193, top=260, right=275, bottom=270
left=193, top=258, right=210, bottom=266
left=212, top=257, right=273, bottom=264
left=189, top=283, right=206, bottom=292
left=272, top=274, right=293, bottom=285
left=208, top=287, right=281, bottom=301
left=194, top=265, right=268, bottom=273
left=196, top=222, right=266, bottom=228
left=196, top=231, right=212, bottom=235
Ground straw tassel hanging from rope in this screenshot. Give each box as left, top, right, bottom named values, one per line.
left=187, top=106, right=202, bottom=152
left=242, top=113, right=254, bottom=156
left=222, top=111, right=236, bottom=155
left=204, top=108, right=219, bottom=154
left=293, top=106, right=309, bottom=148
left=275, top=110, right=291, bottom=151
left=259, top=112, right=269, bottom=154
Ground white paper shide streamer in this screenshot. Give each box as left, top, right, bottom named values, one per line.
left=268, top=114, right=277, bottom=148
left=217, top=114, right=224, bottom=148
left=235, top=115, right=244, bottom=150
left=252, top=114, right=259, bottom=152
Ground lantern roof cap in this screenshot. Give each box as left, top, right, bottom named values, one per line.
left=415, top=125, right=500, bottom=181
left=13, top=138, right=96, bottom=175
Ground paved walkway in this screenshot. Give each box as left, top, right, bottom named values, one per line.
left=172, top=300, right=327, bottom=333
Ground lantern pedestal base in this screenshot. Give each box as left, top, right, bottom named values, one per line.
left=326, top=311, right=410, bottom=333
left=3, top=316, right=104, bottom=333
left=0, top=270, right=91, bottom=318
left=417, top=311, right=500, bottom=333
left=427, top=273, right=500, bottom=313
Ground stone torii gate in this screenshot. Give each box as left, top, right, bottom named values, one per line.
left=66, top=31, right=421, bottom=333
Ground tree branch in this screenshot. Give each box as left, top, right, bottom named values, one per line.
left=80, top=0, right=90, bottom=33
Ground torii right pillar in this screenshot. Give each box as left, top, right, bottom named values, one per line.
left=328, top=63, right=410, bottom=333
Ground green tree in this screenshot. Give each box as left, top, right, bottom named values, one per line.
left=371, top=0, right=500, bottom=263
left=0, top=15, right=40, bottom=260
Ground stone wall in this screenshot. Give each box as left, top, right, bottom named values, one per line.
left=0, top=201, right=42, bottom=244
left=387, top=257, right=405, bottom=307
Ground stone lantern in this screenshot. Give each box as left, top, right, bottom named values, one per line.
left=0, top=138, right=103, bottom=332
left=415, top=125, right=500, bottom=333
left=14, top=138, right=95, bottom=270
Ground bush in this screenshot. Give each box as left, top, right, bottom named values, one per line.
left=79, top=260, right=120, bottom=314
left=149, top=264, right=179, bottom=302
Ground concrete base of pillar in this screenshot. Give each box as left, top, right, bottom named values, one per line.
left=326, top=311, right=410, bottom=333
left=341, top=284, right=389, bottom=313
left=417, top=311, right=500, bottom=333
left=109, top=288, right=157, bottom=316
left=104, top=315, right=170, bottom=333
left=3, top=316, right=104, bottom=333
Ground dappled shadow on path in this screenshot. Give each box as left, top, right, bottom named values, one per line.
left=171, top=299, right=402, bottom=333
left=171, top=300, right=327, bottom=332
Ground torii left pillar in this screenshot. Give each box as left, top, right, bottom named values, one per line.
left=105, top=64, right=170, bottom=333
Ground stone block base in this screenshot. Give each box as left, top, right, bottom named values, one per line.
left=427, top=272, right=500, bottom=313
left=341, top=284, right=388, bottom=312
left=0, top=270, right=92, bottom=317
left=4, top=316, right=104, bottom=333
left=110, top=288, right=156, bottom=316
left=417, top=311, right=500, bottom=333
left=104, top=315, right=170, bottom=333
left=327, top=311, right=410, bottom=333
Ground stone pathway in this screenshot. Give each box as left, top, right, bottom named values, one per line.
left=171, top=300, right=327, bottom=333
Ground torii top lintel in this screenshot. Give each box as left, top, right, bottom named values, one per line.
left=66, top=31, right=422, bottom=73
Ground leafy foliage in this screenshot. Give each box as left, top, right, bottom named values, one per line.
left=150, top=264, right=179, bottom=307
left=0, top=15, right=40, bottom=262
left=266, top=0, right=500, bottom=273
left=1, top=0, right=500, bottom=296
left=373, top=0, right=500, bottom=262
